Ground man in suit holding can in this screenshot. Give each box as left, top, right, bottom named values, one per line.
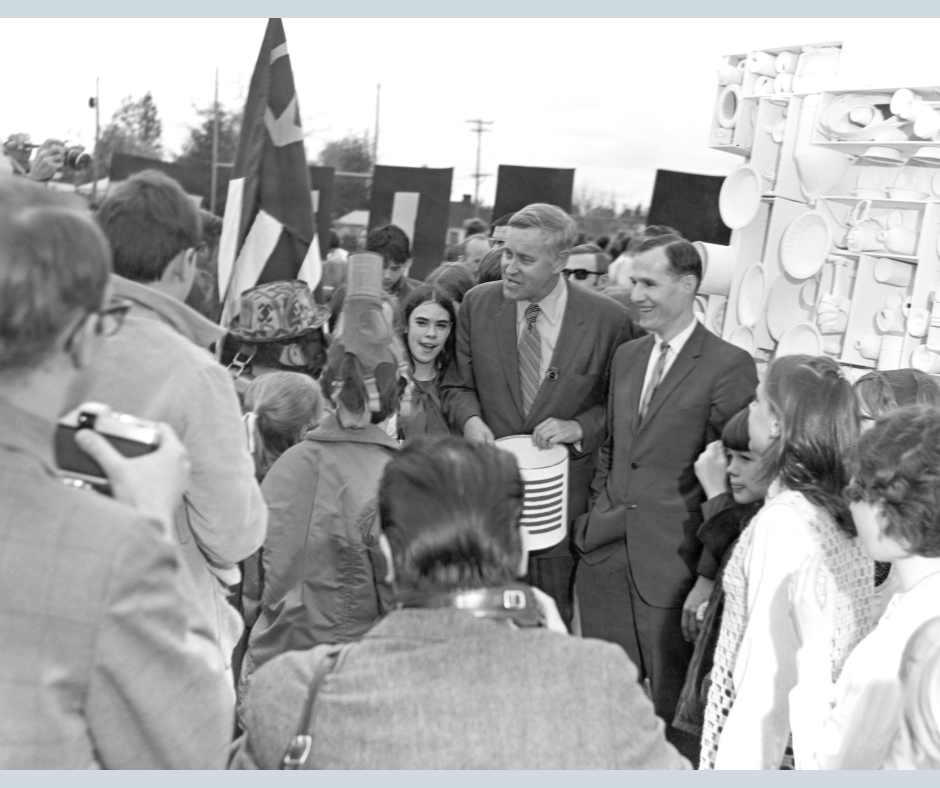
left=574, top=235, right=757, bottom=762
left=441, top=203, right=641, bottom=625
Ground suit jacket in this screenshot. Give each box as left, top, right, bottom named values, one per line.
left=574, top=321, right=757, bottom=608
left=0, top=400, right=233, bottom=768
left=230, top=607, right=690, bottom=769
left=441, top=280, right=642, bottom=550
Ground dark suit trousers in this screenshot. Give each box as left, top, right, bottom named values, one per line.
left=527, top=551, right=575, bottom=628
left=577, top=543, right=699, bottom=765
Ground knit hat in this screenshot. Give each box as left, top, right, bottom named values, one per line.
left=227, top=280, right=329, bottom=343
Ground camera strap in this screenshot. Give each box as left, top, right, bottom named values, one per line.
left=396, top=582, right=542, bottom=628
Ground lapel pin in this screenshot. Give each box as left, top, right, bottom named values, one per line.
left=546, top=367, right=558, bottom=381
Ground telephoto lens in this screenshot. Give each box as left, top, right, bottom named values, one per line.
left=64, top=146, right=92, bottom=171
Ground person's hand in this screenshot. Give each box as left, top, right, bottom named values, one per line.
left=75, top=423, right=189, bottom=537
left=681, top=575, right=715, bottom=643
left=694, top=440, right=730, bottom=500
left=463, top=415, right=495, bottom=445
left=27, top=138, right=65, bottom=182
left=532, top=417, right=582, bottom=450
left=530, top=586, right=568, bottom=634
left=789, top=551, right=836, bottom=650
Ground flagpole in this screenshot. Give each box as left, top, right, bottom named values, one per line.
left=373, top=83, right=381, bottom=165
left=210, top=67, right=220, bottom=215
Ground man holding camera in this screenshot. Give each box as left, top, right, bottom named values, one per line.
left=231, top=436, right=688, bottom=769
left=86, top=170, right=267, bottom=687
left=0, top=178, right=234, bottom=768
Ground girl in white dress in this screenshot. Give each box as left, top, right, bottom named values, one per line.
left=700, top=354, right=874, bottom=769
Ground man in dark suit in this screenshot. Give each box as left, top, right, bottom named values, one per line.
left=441, top=203, right=641, bottom=625
left=574, top=235, right=757, bottom=763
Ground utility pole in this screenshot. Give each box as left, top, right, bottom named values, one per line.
left=465, top=119, right=493, bottom=216
left=373, top=83, right=381, bottom=165
left=89, top=78, right=100, bottom=206
left=210, top=67, right=220, bottom=215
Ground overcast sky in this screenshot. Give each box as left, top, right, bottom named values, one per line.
left=4, top=18, right=939, bottom=209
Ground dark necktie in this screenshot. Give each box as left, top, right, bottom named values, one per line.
left=638, top=342, right=670, bottom=423
left=518, top=304, right=542, bottom=416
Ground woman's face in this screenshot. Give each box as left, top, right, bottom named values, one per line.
left=407, top=301, right=451, bottom=366
left=726, top=448, right=766, bottom=505
left=748, top=380, right=779, bottom=454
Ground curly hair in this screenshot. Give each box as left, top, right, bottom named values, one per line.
left=759, top=354, right=859, bottom=536
left=844, top=404, right=940, bottom=557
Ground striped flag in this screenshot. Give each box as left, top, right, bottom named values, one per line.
left=218, top=18, right=321, bottom=324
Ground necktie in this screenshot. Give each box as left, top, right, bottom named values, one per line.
left=638, top=342, right=670, bottom=423
left=518, top=304, right=542, bottom=416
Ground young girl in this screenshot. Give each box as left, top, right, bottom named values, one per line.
left=398, top=285, right=456, bottom=439
left=789, top=405, right=940, bottom=769
left=700, top=354, right=874, bottom=769
left=674, top=409, right=769, bottom=737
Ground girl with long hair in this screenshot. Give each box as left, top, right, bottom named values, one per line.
left=700, top=354, right=874, bottom=769
left=398, top=285, right=457, bottom=439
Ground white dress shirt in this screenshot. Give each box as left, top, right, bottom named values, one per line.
left=638, top=317, right=697, bottom=415
left=515, top=274, right=568, bottom=385
left=790, top=570, right=940, bottom=769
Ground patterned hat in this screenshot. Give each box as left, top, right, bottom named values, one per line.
left=227, top=280, right=329, bottom=343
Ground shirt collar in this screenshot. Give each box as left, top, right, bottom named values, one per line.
left=110, top=275, right=225, bottom=350
left=654, top=316, right=697, bottom=354
left=516, top=275, right=567, bottom=326
left=0, top=397, right=58, bottom=475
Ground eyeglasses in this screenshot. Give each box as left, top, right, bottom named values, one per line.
left=562, top=269, right=599, bottom=281
left=63, top=299, right=132, bottom=351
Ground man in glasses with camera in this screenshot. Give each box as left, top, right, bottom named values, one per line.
left=0, top=178, right=234, bottom=768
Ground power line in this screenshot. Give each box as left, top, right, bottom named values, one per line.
left=465, top=119, right=493, bottom=214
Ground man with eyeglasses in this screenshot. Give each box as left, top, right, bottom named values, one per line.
left=85, top=170, right=267, bottom=694
left=0, top=177, right=235, bottom=767
left=562, top=243, right=611, bottom=291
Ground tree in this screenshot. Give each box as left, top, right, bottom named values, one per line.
left=90, top=92, right=164, bottom=182
left=176, top=102, right=241, bottom=171
left=317, top=133, right=373, bottom=221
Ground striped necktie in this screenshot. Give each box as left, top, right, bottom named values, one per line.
left=518, top=303, right=542, bottom=416
left=638, top=341, right=670, bottom=423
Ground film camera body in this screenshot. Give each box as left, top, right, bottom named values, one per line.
left=55, top=403, right=161, bottom=493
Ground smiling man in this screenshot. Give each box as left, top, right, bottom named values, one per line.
left=572, top=234, right=757, bottom=765
left=441, top=203, right=641, bottom=625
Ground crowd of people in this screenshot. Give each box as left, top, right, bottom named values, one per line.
left=2, top=159, right=940, bottom=770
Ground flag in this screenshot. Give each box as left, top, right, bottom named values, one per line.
left=218, top=18, right=320, bottom=324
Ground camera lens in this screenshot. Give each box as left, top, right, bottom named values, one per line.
left=65, top=148, right=92, bottom=171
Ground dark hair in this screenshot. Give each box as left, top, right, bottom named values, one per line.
left=463, top=217, right=488, bottom=237
left=199, top=210, right=223, bottom=249
left=320, top=345, right=404, bottom=425
left=760, top=355, right=859, bottom=535
left=95, top=170, right=201, bottom=283
left=490, top=213, right=513, bottom=233
left=248, top=331, right=328, bottom=377
left=400, top=285, right=457, bottom=380
left=845, top=405, right=940, bottom=557
left=329, top=229, right=341, bottom=250
left=596, top=234, right=610, bottom=251
left=635, top=235, right=702, bottom=285
left=366, top=224, right=410, bottom=266
left=379, top=436, right=525, bottom=593
left=568, top=243, right=610, bottom=275
left=855, top=369, right=940, bottom=420
left=476, top=248, right=504, bottom=284
left=721, top=408, right=751, bottom=453
left=424, top=263, right=475, bottom=305
left=644, top=224, right=682, bottom=238
left=0, top=179, right=110, bottom=372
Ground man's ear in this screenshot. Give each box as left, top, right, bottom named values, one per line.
left=554, top=249, right=570, bottom=274
left=379, top=533, right=396, bottom=585
left=597, top=273, right=610, bottom=289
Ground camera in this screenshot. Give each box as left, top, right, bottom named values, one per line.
left=54, top=402, right=161, bottom=494
left=63, top=146, right=92, bottom=171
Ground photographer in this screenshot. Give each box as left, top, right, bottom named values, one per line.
left=0, top=178, right=234, bottom=768
left=1, top=134, right=76, bottom=182
left=232, top=435, right=689, bottom=769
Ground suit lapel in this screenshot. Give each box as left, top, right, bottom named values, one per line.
left=495, top=297, right=525, bottom=420
left=639, top=321, right=705, bottom=431
left=524, top=286, right=588, bottom=427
